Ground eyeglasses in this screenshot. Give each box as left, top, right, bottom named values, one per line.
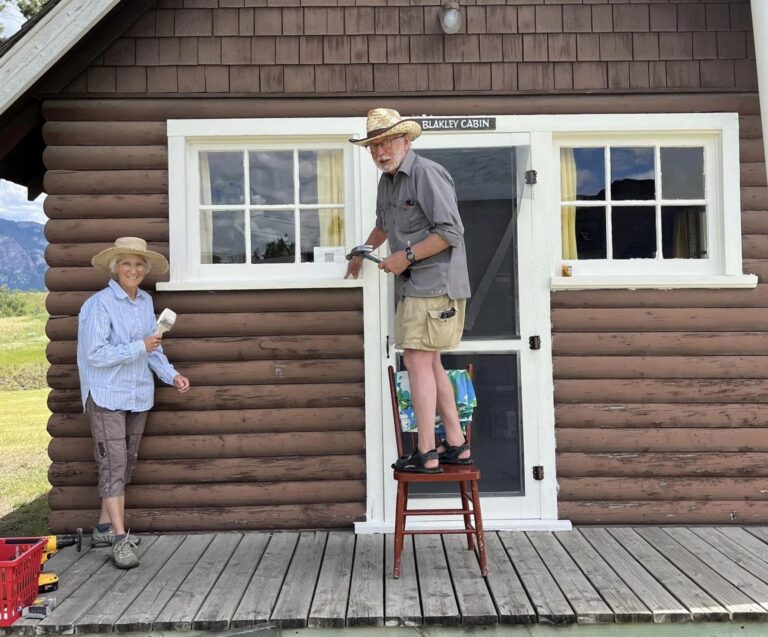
left=368, top=135, right=406, bottom=154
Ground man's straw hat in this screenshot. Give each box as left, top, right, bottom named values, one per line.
left=91, top=237, right=169, bottom=274
left=350, top=108, right=422, bottom=147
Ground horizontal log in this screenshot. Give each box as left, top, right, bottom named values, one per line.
left=44, top=145, right=168, bottom=170
left=742, top=187, right=768, bottom=211
left=45, top=288, right=363, bottom=315
left=48, top=431, right=365, bottom=461
left=559, top=501, right=768, bottom=525
left=555, top=379, right=768, bottom=404
left=554, top=332, right=768, bottom=356
left=556, top=403, right=768, bottom=428
left=44, top=194, right=168, bottom=219
left=44, top=169, right=167, bottom=195
left=47, top=311, right=363, bottom=340
left=48, top=383, right=365, bottom=413
left=47, top=358, right=365, bottom=388
left=46, top=335, right=363, bottom=364
left=743, top=259, right=768, bottom=282
left=740, top=138, right=765, bottom=162
left=48, top=502, right=365, bottom=533
left=551, top=308, right=768, bottom=332
left=741, top=163, right=767, bottom=188
left=558, top=477, right=768, bottom=501
left=42, top=121, right=167, bottom=145
left=41, top=94, right=760, bottom=121
left=45, top=268, right=167, bottom=293
left=45, top=218, right=168, bottom=243
left=49, top=480, right=365, bottom=509
left=740, top=114, right=763, bottom=140
left=556, top=452, right=768, bottom=477
left=46, top=242, right=168, bottom=267
left=743, top=234, right=768, bottom=260
left=554, top=356, right=768, bottom=379
left=556, top=428, right=768, bottom=452
left=48, top=407, right=364, bottom=437
left=552, top=286, right=768, bottom=309
left=743, top=211, right=768, bottom=235
left=49, top=455, right=366, bottom=486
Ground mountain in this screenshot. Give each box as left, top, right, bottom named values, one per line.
left=0, top=217, right=46, bottom=290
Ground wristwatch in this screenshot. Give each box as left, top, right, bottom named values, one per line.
left=405, top=246, right=417, bottom=263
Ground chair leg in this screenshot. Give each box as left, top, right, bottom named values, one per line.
left=469, top=479, right=488, bottom=576
left=393, top=481, right=407, bottom=578
left=458, top=481, right=474, bottom=551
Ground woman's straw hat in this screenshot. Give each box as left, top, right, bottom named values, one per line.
left=91, top=237, right=169, bottom=274
left=350, top=108, right=422, bottom=146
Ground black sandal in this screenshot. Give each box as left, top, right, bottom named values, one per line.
left=393, top=449, right=443, bottom=474
left=438, top=439, right=473, bottom=465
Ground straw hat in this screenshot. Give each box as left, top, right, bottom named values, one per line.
left=350, top=108, right=422, bottom=147
left=91, top=237, right=169, bottom=274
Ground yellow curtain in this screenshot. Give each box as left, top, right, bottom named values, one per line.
left=560, top=148, right=578, bottom=260
left=316, top=150, right=344, bottom=246
left=199, top=152, right=213, bottom=263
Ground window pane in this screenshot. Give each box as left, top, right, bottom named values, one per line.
left=661, top=147, right=704, bottom=199
left=563, top=206, right=607, bottom=259
left=250, top=210, right=295, bottom=263
left=612, top=206, right=656, bottom=258
left=299, top=150, right=345, bottom=205
left=249, top=151, right=293, bottom=205
left=201, top=210, right=245, bottom=264
left=610, top=147, right=655, bottom=200
left=562, top=147, right=605, bottom=201
left=299, top=208, right=345, bottom=263
left=200, top=151, right=244, bottom=205
left=662, top=206, right=707, bottom=259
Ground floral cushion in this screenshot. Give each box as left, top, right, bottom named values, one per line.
left=395, top=369, right=477, bottom=434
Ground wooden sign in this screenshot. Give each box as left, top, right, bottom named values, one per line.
left=416, top=117, right=496, bottom=131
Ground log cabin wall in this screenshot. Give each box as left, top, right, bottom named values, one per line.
left=33, top=0, right=765, bottom=529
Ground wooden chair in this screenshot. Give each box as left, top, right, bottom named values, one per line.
left=388, top=365, right=488, bottom=578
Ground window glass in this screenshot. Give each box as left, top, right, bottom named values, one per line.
left=661, top=147, right=704, bottom=199
left=299, top=150, right=345, bottom=205
left=300, top=208, right=345, bottom=263
left=612, top=206, right=656, bottom=259
left=201, top=210, right=245, bottom=264
left=564, top=206, right=607, bottom=259
left=249, top=151, right=293, bottom=205
left=200, top=152, right=244, bottom=205
left=610, top=147, right=655, bottom=200
left=562, top=148, right=605, bottom=201
left=662, top=206, right=707, bottom=259
left=250, top=210, right=295, bottom=263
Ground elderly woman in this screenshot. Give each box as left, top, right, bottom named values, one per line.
left=77, top=237, right=190, bottom=569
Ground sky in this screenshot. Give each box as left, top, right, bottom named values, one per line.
left=1, top=5, right=45, bottom=225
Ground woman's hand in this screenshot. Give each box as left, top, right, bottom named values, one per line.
left=173, top=374, right=190, bottom=393
left=144, top=335, right=162, bottom=352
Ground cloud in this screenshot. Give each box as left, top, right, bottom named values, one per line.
left=0, top=180, right=46, bottom=224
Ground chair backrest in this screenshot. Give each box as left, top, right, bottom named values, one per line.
left=387, top=365, right=476, bottom=458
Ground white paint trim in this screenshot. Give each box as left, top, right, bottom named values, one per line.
left=551, top=274, right=758, bottom=290
left=751, top=0, right=768, bottom=187
left=0, top=0, right=120, bottom=116
left=355, top=519, right=573, bottom=534
left=156, top=278, right=364, bottom=291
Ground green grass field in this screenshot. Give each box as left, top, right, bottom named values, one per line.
left=0, top=290, right=51, bottom=536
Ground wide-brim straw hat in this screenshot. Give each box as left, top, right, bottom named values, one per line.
left=350, top=108, right=422, bottom=147
left=91, top=237, right=169, bottom=274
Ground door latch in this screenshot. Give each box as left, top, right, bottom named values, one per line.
left=529, top=335, right=541, bottom=350
left=533, top=466, right=544, bottom=481
left=525, top=169, right=537, bottom=185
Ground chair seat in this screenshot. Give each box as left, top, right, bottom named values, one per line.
left=394, top=463, right=481, bottom=482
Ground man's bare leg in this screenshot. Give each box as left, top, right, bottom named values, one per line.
left=403, top=348, right=440, bottom=469
left=433, top=356, right=471, bottom=459
left=99, top=495, right=126, bottom=536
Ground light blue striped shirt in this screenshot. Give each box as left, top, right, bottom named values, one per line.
left=77, top=279, right=178, bottom=412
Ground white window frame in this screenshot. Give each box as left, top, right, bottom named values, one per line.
left=162, top=117, right=368, bottom=291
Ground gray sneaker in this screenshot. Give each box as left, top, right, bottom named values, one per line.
left=92, top=527, right=142, bottom=548
left=112, top=537, right=139, bottom=569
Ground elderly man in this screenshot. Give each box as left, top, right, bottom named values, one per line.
left=346, top=108, right=472, bottom=473
left=77, top=237, right=190, bottom=569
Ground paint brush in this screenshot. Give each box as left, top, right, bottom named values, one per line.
left=155, top=308, right=177, bottom=336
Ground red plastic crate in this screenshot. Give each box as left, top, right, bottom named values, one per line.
left=0, top=538, right=45, bottom=627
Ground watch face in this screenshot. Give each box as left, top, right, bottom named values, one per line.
left=406, top=249, right=416, bottom=262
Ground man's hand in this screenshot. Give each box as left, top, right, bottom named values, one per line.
left=173, top=374, right=190, bottom=393
left=379, top=250, right=410, bottom=276
left=144, top=335, right=162, bottom=352
left=344, top=256, right=363, bottom=279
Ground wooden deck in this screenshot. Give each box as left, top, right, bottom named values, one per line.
left=5, top=526, right=768, bottom=634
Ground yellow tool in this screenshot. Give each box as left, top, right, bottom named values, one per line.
left=6, top=529, right=82, bottom=593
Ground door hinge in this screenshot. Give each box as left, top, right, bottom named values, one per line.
left=533, top=466, right=544, bottom=481
left=524, top=169, right=537, bottom=185
left=529, top=335, right=541, bottom=350
left=385, top=335, right=390, bottom=359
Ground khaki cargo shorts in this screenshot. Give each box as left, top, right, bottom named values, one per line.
left=86, top=395, right=148, bottom=498
left=395, top=295, right=466, bottom=352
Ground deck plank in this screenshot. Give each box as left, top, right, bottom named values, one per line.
left=744, top=527, right=768, bottom=546
left=308, top=531, right=355, bottom=628
left=415, top=534, right=461, bottom=625
left=483, top=533, right=535, bottom=624
left=556, top=530, right=652, bottom=623
left=443, top=535, right=496, bottom=625
left=609, top=527, right=728, bottom=621
left=346, top=533, right=385, bottom=627
left=385, top=535, right=421, bottom=627
left=723, top=527, right=768, bottom=564
left=76, top=535, right=185, bottom=634
left=527, top=532, right=613, bottom=624
left=113, top=533, right=214, bottom=633
left=270, top=531, right=327, bottom=628
left=499, top=531, right=575, bottom=624
left=704, top=528, right=768, bottom=583
left=231, top=532, right=298, bottom=627
left=153, top=533, right=242, bottom=630
left=193, top=533, right=270, bottom=630
left=580, top=527, right=689, bottom=623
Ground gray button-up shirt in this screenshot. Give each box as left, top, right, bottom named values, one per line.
left=375, top=150, right=471, bottom=300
